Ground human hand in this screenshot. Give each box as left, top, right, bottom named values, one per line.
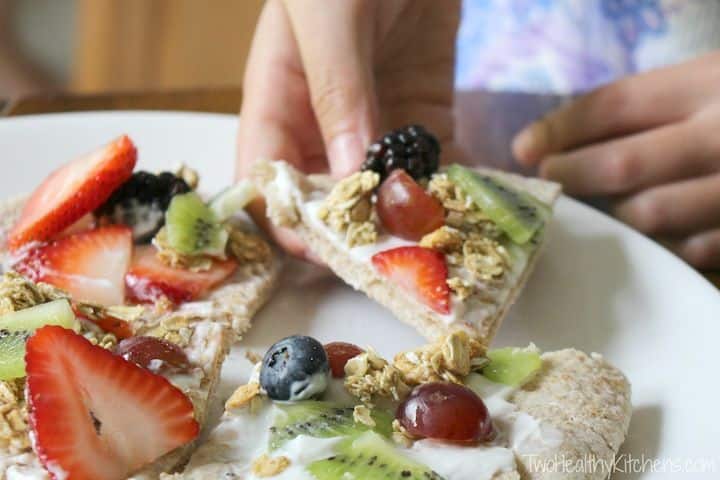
left=513, top=52, right=720, bottom=269
left=237, top=0, right=461, bottom=260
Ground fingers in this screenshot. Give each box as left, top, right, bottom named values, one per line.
left=281, top=0, right=379, bottom=178
left=672, top=229, right=720, bottom=270
left=237, top=1, right=324, bottom=263
left=513, top=53, right=720, bottom=165
left=538, top=120, right=719, bottom=196
left=237, top=0, right=305, bottom=178
left=613, top=173, right=720, bottom=237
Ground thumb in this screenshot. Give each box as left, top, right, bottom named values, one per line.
left=281, top=0, right=379, bottom=178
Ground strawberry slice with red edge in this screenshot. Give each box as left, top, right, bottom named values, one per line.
left=26, top=325, right=199, bottom=480
left=371, top=246, right=451, bottom=314
left=125, top=245, right=238, bottom=304
left=8, top=135, right=136, bottom=250
left=14, top=225, right=132, bottom=306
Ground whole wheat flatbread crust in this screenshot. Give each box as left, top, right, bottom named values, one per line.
left=0, top=317, right=230, bottom=480
left=166, top=348, right=631, bottom=480
left=253, top=160, right=560, bottom=344
left=0, top=196, right=282, bottom=478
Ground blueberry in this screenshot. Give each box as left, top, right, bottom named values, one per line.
left=260, top=335, right=330, bottom=401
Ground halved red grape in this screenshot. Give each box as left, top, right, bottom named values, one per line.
left=114, top=336, right=191, bottom=373
left=376, top=169, right=445, bottom=241
left=324, top=342, right=364, bottom=378
left=396, top=382, right=495, bottom=444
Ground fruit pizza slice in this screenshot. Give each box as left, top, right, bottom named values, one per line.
left=0, top=276, right=229, bottom=479
left=0, top=135, right=281, bottom=339
left=169, top=332, right=631, bottom=480
left=253, top=125, right=561, bottom=343
left=0, top=136, right=281, bottom=478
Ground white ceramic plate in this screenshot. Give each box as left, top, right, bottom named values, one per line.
left=1, top=112, right=718, bottom=479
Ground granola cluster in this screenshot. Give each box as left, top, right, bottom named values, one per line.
left=391, top=419, right=414, bottom=448
left=0, top=272, right=67, bottom=315
left=421, top=227, right=510, bottom=298
left=352, top=404, right=376, bottom=428
left=344, top=348, right=410, bottom=404
left=138, top=312, right=195, bottom=348
left=462, top=234, right=510, bottom=283
left=175, top=164, right=199, bottom=190
left=428, top=173, right=501, bottom=238
left=227, top=229, right=272, bottom=265
left=393, top=331, right=488, bottom=385
left=225, top=382, right=262, bottom=411
left=0, top=379, right=30, bottom=454
left=155, top=224, right=272, bottom=272
left=343, top=333, right=487, bottom=406
left=251, top=454, right=291, bottom=477
left=317, top=171, right=379, bottom=247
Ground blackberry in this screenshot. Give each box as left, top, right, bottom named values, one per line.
left=96, top=171, right=191, bottom=243
left=361, top=124, right=440, bottom=181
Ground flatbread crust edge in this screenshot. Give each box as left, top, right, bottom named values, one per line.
left=253, top=160, right=560, bottom=344
left=512, top=349, right=632, bottom=480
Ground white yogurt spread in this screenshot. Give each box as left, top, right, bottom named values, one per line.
left=288, top=371, right=329, bottom=401
left=0, top=453, right=48, bottom=480
left=183, top=371, right=563, bottom=480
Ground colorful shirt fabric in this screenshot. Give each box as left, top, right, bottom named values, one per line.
left=456, top=0, right=720, bottom=93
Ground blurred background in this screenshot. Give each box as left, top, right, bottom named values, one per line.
left=0, top=0, right=264, bottom=97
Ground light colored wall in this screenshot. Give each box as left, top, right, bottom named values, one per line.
left=5, top=0, right=264, bottom=93
left=12, top=0, right=76, bottom=84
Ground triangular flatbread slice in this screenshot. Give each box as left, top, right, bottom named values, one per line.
left=167, top=335, right=631, bottom=480
left=253, top=160, right=560, bottom=344
left=0, top=199, right=281, bottom=478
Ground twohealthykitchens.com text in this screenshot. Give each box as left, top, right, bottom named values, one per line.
left=522, top=453, right=717, bottom=475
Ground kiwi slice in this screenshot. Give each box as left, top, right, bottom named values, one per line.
left=482, top=346, right=542, bottom=386
left=0, top=299, right=77, bottom=380
left=307, top=431, right=444, bottom=480
left=0, top=330, right=31, bottom=380
left=165, top=192, right=229, bottom=257
left=269, top=401, right=393, bottom=450
left=447, top=164, right=550, bottom=245
left=209, top=180, right=257, bottom=222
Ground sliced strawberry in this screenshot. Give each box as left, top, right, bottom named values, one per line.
left=371, top=246, right=451, bottom=314
left=14, top=226, right=132, bottom=306
left=57, top=213, right=97, bottom=239
left=8, top=135, right=136, bottom=250
left=125, top=245, right=238, bottom=304
left=72, top=304, right=134, bottom=340
left=26, top=325, right=198, bottom=480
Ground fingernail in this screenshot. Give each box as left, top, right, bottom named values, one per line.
left=328, top=132, right=364, bottom=179
left=512, top=122, right=545, bottom=165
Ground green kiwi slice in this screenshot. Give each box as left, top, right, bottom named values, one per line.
left=0, top=330, right=31, bottom=380
left=482, top=346, right=542, bottom=386
left=165, top=192, right=229, bottom=257
left=447, top=164, right=550, bottom=245
left=0, top=299, right=77, bottom=380
left=307, top=431, right=444, bottom=480
left=269, top=401, right=393, bottom=451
